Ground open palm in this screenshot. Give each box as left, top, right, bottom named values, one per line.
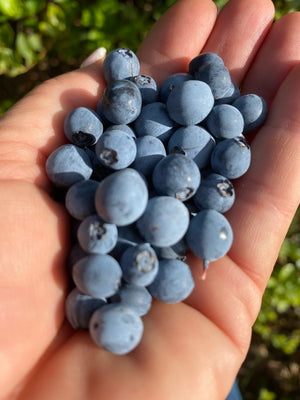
left=0, top=0, right=299, bottom=399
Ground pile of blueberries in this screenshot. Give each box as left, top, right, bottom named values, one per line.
left=46, top=48, right=267, bottom=355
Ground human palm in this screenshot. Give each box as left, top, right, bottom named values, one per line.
left=0, top=0, right=299, bottom=399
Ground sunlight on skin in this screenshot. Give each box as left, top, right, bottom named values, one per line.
left=0, top=0, right=299, bottom=399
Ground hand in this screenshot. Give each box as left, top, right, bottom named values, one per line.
left=0, top=0, right=299, bottom=399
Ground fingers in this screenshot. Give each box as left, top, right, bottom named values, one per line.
left=19, top=302, right=242, bottom=400
left=202, top=0, right=275, bottom=84
left=137, top=0, right=218, bottom=85
left=227, top=62, right=300, bottom=290
left=0, top=0, right=218, bottom=189
left=0, top=181, right=70, bottom=399
left=241, top=12, right=300, bottom=104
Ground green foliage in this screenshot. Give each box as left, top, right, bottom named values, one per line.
left=0, top=0, right=177, bottom=78
left=0, top=0, right=299, bottom=81
left=258, top=388, right=277, bottom=400
left=0, top=1, right=299, bottom=397
left=272, top=0, right=300, bottom=19
left=254, top=208, right=300, bottom=355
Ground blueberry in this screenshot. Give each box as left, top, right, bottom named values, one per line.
left=193, top=63, right=232, bottom=100
left=95, top=129, right=137, bottom=170
left=103, top=48, right=140, bottom=83
left=166, top=80, right=214, bottom=125
left=153, top=237, right=188, bottom=261
left=110, top=224, right=144, bottom=260
left=110, top=283, right=152, bottom=316
left=167, top=125, right=216, bottom=169
left=205, top=104, right=244, bottom=139
left=215, top=83, right=240, bottom=105
left=152, top=154, right=201, bottom=201
left=132, top=135, right=166, bottom=176
left=147, top=259, right=195, bottom=303
left=65, top=179, right=99, bottom=220
left=89, top=304, right=144, bottom=354
left=120, top=243, right=159, bottom=286
left=186, top=209, right=233, bottom=273
left=67, top=242, right=87, bottom=275
left=232, top=94, right=267, bottom=132
left=45, top=144, right=93, bottom=188
left=134, top=102, right=176, bottom=142
left=84, top=147, right=114, bottom=182
left=101, top=79, right=142, bottom=125
left=104, top=124, right=136, bottom=139
left=72, top=254, right=122, bottom=299
left=136, top=196, right=190, bottom=247
left=77, top=214, right=118, bottom=254
left=210, top=137, right=251, bottom=179
left=96, top=99, right=111, bottom=127
left=65, top=287, right=106, bottom=330
left=127, top=74, right=159, bottom=105
left=159, top=72, right=193, bottom=103
left=193, top=172, right=235, bottom=213
left=189, top=52, right=224, bottom=76
left=95, top=168, right=148, bottom=226
left=64, top=107, right=103, bottom=147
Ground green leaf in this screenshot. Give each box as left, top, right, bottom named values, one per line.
left=24, top=0, right=46, bottom=16
left=0, top=22, right=14, bottom=47
left=278, top=263, right=295, bottom=281
left=27, top=32, right=43, bottom=52
left=16, top=31, right=39, bottom=67
left=0, top=0, right=24, bottom=18
left=258, top=388, right=277, bottom=400
left=46, top=3, right=66, bottom=31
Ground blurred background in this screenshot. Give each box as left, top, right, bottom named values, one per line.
left=0, top=0, right=299, bottom=399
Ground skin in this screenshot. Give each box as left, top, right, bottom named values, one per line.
left=0, top=0, right=299, bottom=399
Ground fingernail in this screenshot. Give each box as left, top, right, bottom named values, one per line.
left=80, top=47, right=107, bottom=68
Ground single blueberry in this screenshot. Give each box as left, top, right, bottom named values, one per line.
left=193, top=62, right=232, bottom=100
left=65, top=179, right=99, bottom=220
left=159, top=72, right=193, bottom=103
left=148, top=259, right=195, bottom=304
left=193, top=172, right=235, bottom=213
left=215, top=83, right=240, bottom=105
left=65, top=287, right=106, bottom=330
left=77, top=214, right=118, bottom=254
left=95, top=129, right=137, bottom=170
left=132, top=135, right=166, bottom=176
left=186, top=209, right=233, bottom=267
left=103, top=48, right=140, bottom=83
left=72, top=254, right=122, bottom=299
left=45, top=144, right=93, bottom=188
left=95, top=168, right=148, bottom=226
left=205, top=104, right=244, bottom=139
left=120, top=243, right=159, bottom=287
left=189, top=52, right=224, bottom=76
left=89, top=304, right=144, bottom=355
left=64, top=107, right=103, bottom=147
left=134, top=102, right=176, bottom=142
left=167, top=125, right=216, bottom=169
left=233, top=94, right=267, bottom=132
left=210, top=137, right=251, bottom=179
left=104, top=124, right=136, bottom=139
left=101, top=79, right=142, bottom=125
left=166, top=80, right=214, bottom=125
left=127, top=74, right=159, bottom=105
left=110, top=283, right=152, bottom=316
left=152, top=154, right=201, bottom=201
left=136, top=196, right=190, bottom=247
